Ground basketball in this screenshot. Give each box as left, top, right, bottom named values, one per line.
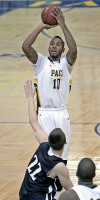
left=41, top=5, right=58, bottom=25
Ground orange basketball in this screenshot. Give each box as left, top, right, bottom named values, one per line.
left=41, top=5, right=58, bottom=25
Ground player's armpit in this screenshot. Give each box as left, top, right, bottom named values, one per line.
left=54, top=162, right=73, bottom=191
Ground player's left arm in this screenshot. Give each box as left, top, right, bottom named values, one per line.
left=24, top=80, right=48, bottom=144
left=62, top=24, right=77, bottom=66
left=52, top=7, right=77, bottom=66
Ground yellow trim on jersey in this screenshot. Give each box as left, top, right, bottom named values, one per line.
left=37, top=86, right=41, bottom=107
left=33, top=77, right=38, bottom=85
left=33, top=77, right=41, bottom=114
left=69, top=79, right=72, bottom=85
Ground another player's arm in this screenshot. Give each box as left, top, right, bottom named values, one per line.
left=52, top=8, right=77, bottom=66
left=24, top=80, right=47, bottom=143
left=22, top=23, right=55, bottom=64
left=53, top=162, right=73, bottom=191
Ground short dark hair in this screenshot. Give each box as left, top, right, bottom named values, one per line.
left=48, top=128, right=66, bottom=150
left=76, top=158, right=96, bottom=181
left=53, top=36, right=65, bottom=48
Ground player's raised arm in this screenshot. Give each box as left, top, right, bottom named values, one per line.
left=22, top=24, right=42, bottom=64
left=22, top=23, right=55, bottom=64
left=52, top=7, right=77, bottom=67
left=24, top=80, right=48, bottom=143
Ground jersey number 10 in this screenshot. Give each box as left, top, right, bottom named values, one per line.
left=53, top=79, right=60, bottom=89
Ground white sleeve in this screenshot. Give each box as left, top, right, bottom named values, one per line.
left=31, top=53, right=45, bottom=75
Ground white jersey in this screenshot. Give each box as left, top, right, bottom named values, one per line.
left=72, top=185, right=100, bottom=200
left=32, top=53, right=73, bottom=109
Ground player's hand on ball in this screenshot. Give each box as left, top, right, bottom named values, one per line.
left=24, top=80, right=36, bottom=99
left=41, top=22, right=56, bottom=29
left=51, top=7, right=65, bottom=26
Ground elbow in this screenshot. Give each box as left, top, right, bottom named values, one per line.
left=71, top=48, right=77, bottom=63
left=22, top=42, right=27, bottom=52
left=29, top=118, right=36, bottom=132
left=74, top=50, right=77, bottom=61
left=74, top=43, right=77, bottom=55
left=72, top=46, right=77, bottom=58
left=22, top=41, right=29, bottom=53
left=29, top=118, right=33, bottom=126
left=29, top=119, right=35, bottom=131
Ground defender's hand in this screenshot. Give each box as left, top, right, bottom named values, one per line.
left=24, top=80, right=36, bottom=99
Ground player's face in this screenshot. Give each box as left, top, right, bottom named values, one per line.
left=48, top=37, right=64, bottom=60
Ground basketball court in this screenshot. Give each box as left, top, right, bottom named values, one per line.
left=0, top=1, right=100, bottom=199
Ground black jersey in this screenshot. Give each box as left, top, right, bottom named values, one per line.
left=19, top=142, right=66, bottom=200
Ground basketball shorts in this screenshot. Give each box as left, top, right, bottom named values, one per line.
left=38, top=108, right=71, bottom=160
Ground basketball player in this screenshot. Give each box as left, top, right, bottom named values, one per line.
left=59, top=158, right=100, bottom=200
left=22, top=7, right=77, bottom=161
left=19, top=80, right=73, bottom=200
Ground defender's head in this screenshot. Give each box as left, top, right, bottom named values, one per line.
left=76, top=158, right=96, bottom=181
left=48, top=128, right=66, bottom=150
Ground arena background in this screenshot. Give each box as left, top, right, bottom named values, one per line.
left=0, top=1, right=100, bottom=199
